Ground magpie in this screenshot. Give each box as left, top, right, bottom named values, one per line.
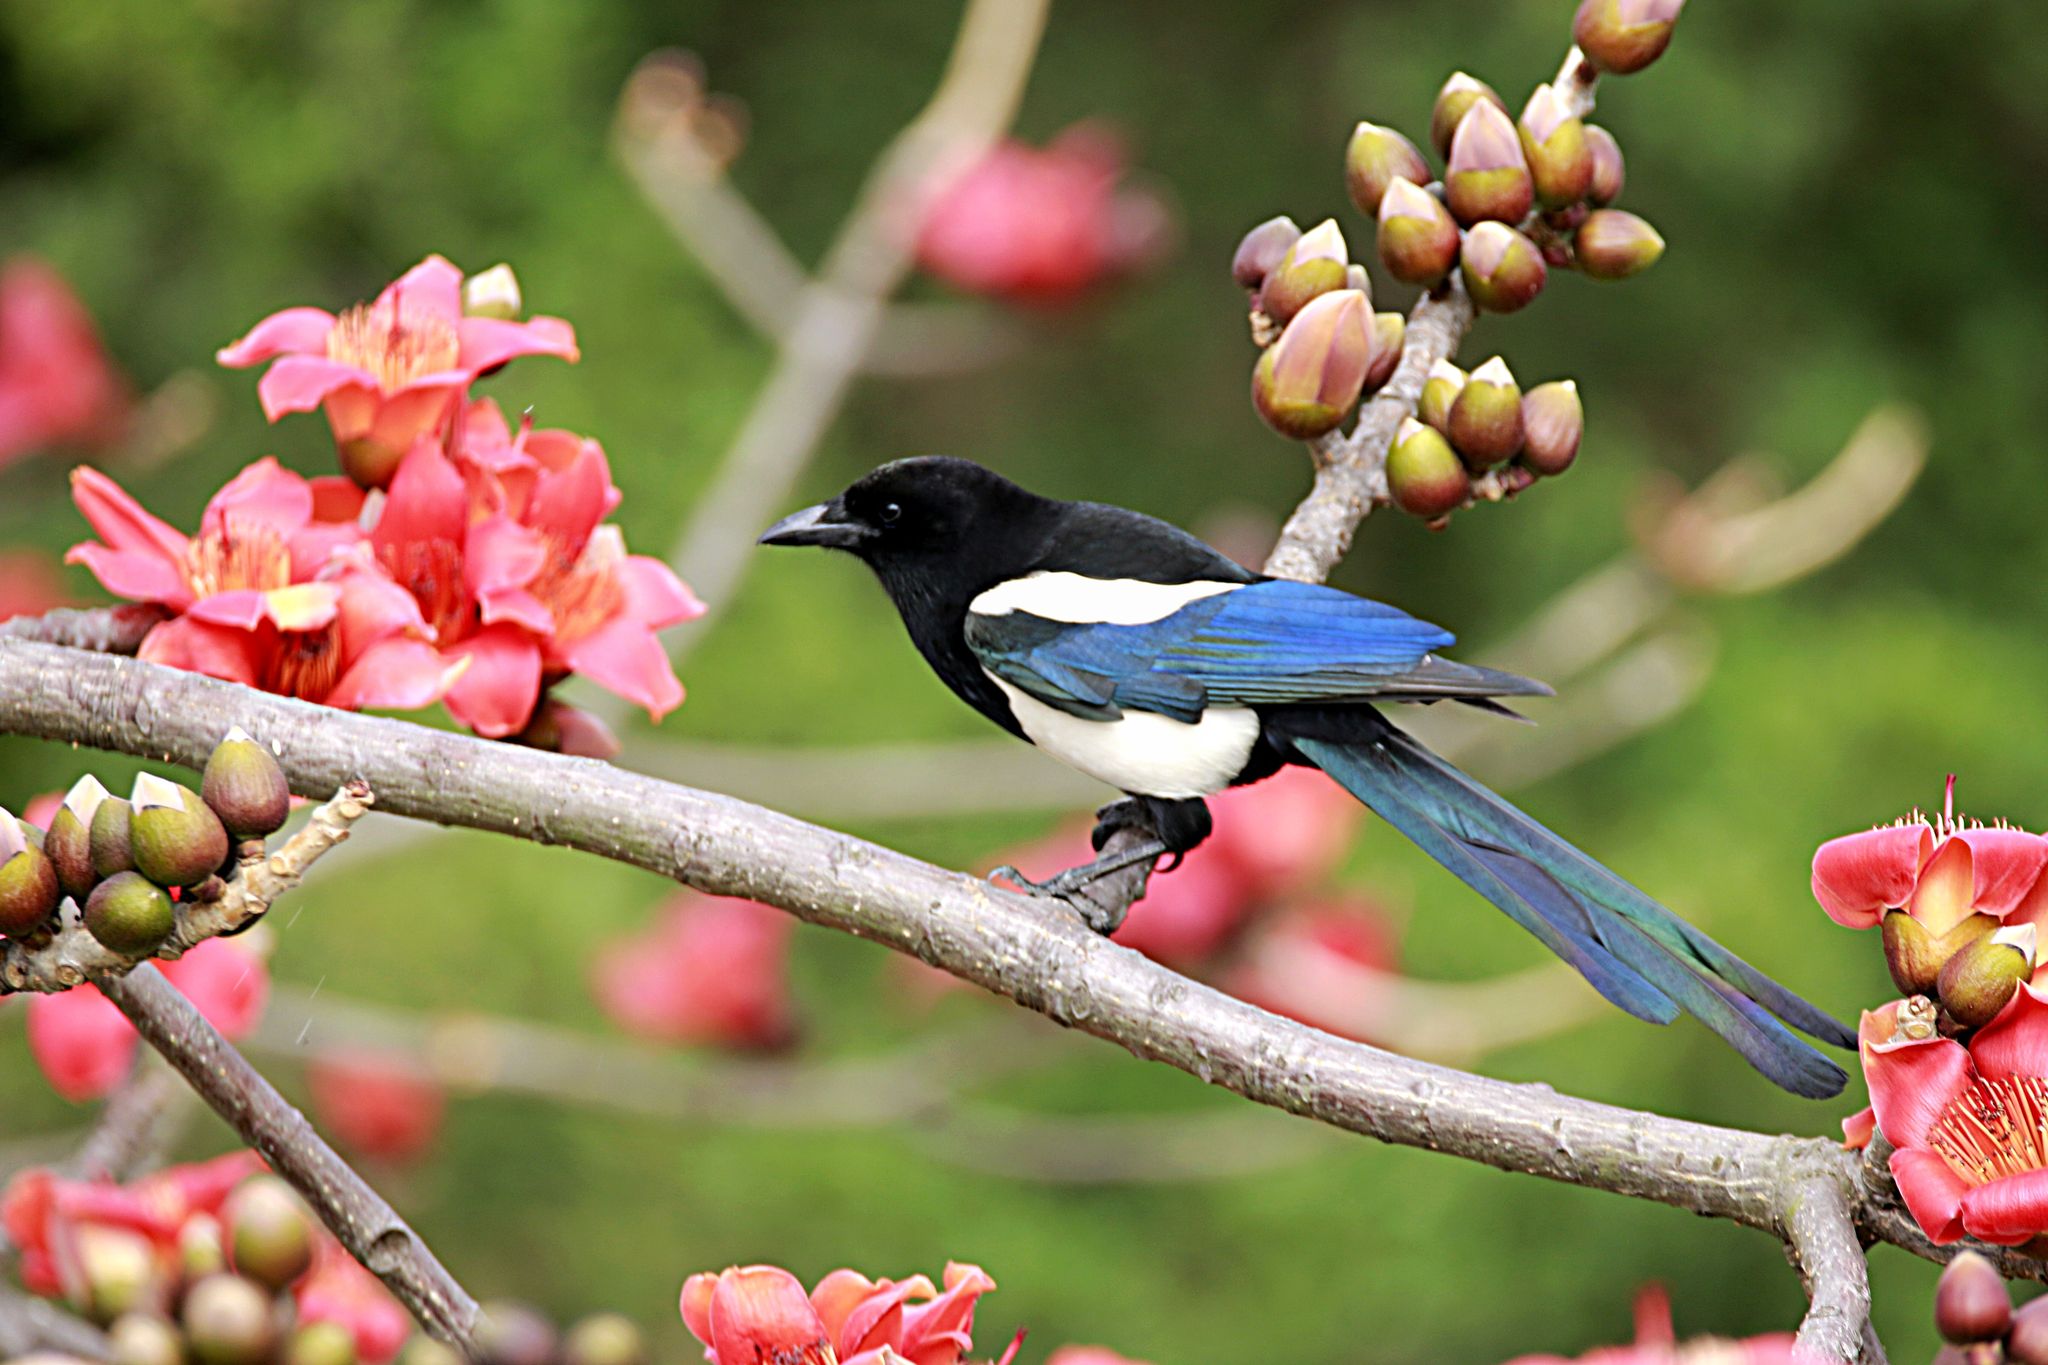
left=760, top=456, right=1851, bottom=1096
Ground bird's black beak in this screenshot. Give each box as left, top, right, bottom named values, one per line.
left=758, top=503, right=868, bottom=549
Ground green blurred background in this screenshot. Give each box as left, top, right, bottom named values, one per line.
left=5, top=0, right=2048, bottom=1358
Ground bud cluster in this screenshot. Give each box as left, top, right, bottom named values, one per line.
left=1931, top=1250, right=2048, bottom=1365
left=3, top=727, right=293, bottom=960
left=1386, top=357, right=1584, bottom=524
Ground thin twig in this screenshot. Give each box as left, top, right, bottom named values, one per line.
left=0, top=1283, right=111, bottom=1362
left=97, top=964, right=481, bottom=1357
left=0, top=603, right=167, bottom=654
left=68, top=1061, right=196, bottom=1181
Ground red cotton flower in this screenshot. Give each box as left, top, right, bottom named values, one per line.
left=1503, top=1285, right=1805, bottom=1365
left=1224, top=897, right=1401, bottom=1043
left=0, top=549, right=74, bottom=623
left=593, top=892, right=795, bottom=1050
left=216, top=255, right=578, bottom=489
left=0, top=256, right=131, bottom=467
left=305, top=1048, right=446, bottom=1164
left=681, top=1262, right=1009, bottom=1365
left=916, top=125, right=1170, bottom=306
left=295, top=1234, right=412, bottom=1364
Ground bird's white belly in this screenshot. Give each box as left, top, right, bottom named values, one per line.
left=988, top=675, right=1260, bottom=799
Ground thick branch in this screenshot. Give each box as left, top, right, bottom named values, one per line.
left=1781, top=1161, right=1881, bottom=1364
left=4, top=641, right=2038, bottom=1290
left=97, top=964, right=480, bottom=1357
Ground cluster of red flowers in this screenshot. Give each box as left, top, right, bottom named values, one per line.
left=592, top=891, right=797, bottom=1050
left=66, top=256, right=702, bottom=741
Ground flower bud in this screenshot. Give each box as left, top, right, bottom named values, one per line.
left=203, top=728, right=291, bottom=840
left=1387, top=418, right=1471, bottom=519
left=130, top=774, right=230, bottom=890
left=84, top=870, right=175, bottom=955
left=225, top=1176, right=314, bottom=1292
left=91, top=796, right=136, bottom=879
left=75, top=1225, right=164, bottom=1324
left=285, top=1322, right=359, bottom=1365
left=1418, top=359, right=1466, bottom=434
left=1375, top=179, right=1461, bottom=286
left=1251, top=289, right=1372, bottom=440
left=1344, top=122, right=1430, bottom=218
left=1883, top=909, right=1997, bottom=998
left=1935, top=1251, right=2011, bottom=1344
left=1460, top=222, right=1548, bottom=313
left=181, top=1214, right=227, bottom=1282
left=1231, top=216, right=1302, bottom=291
left=1429, top=72, right=1507, bottom=158
left=1585, top=125, right=1625, bottom=205
left=1364, top=312, right=1405, bottom=392
left=398, top=1340, right=463, bottom=1365
left=1520, top=380, right=1585, bottom=475
left=182, top=1275, right=277, bottom=1365
left=2009, top=1294, right=2048, bottom=1365
left=1519, top=85, right=1594, bottom=210
left=109, top=1314, right=186, bottom=1365
left=46, top=774, right=110, bottom=900
left=0, top=809, right=61, bottom=936
left=462, top=265, right=522, bottom=321
left=1445, top=102, right=1533, bottom=226
left=1573, top=0, right=1685, bottom=75
left=514, top=698, right=623, bottom=761
left=564, top=1315, right=648, bottom=1365
left=1939, top=924, right=2036, bottom=1030
left=1447, top=357, right=1524, bottom=468
left=1575, top=209, right=1665, bottom=280
left=476, top=1301, right=559, bottom=1365
left=1258, top=219, right=1349, bottom=327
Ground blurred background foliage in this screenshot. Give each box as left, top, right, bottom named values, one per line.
left=4, top=0, right=2048, bottom=1359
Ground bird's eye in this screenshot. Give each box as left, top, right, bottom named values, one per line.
left=878, top=501, right=903, bottom=526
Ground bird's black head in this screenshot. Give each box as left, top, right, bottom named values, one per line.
left=758, top=456, right=1047, bottom=581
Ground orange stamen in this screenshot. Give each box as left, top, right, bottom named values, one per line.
left=1930, top=1075, right=2048, bottom=1185
left=326, top=294, right=460, bottom=394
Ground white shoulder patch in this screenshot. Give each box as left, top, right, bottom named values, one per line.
left=969, top=572, right=1241, bottom=625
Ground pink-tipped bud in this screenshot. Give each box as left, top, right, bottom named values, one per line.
left=1935, top=1251, right=2012, bottom=1345
left=1447, top=356, right=1524, bottom=469
left=1251, top=289, right=1373, bottom=440
left=203, top=727, right=290, bottom=840
left=1520, top=380, right=1584, bottom=476
left=2010, top=1294, right=2048, bottom=1365
left=1231, top=215, right=1303, bottom=291
left=1460, top=222, right=1548, bottom=313
left=1575, top=208, right=1665, bottom=280
left=1364, top=312, right=1405, bottom=392
left=1259, top=219, right=1350, bottom=326
left=0, top=809, right=61, bottom=937
left=1585, top=125, right=1626, bottom=205
left=1519, top=85, right=1594, bottom=210
left=45, top=774, right=109, bottom=900
left=1376, top=179, right=1461, bottom=286
left=1573, top=0, right=1685, bottom=75
left=129, top=773, right=229, bottom=890
left=1344, top=122, right=1430, bottom=218
left=1445, top=101, right=1533, bottom=226
left=1419, top=359, right=1466, bottom=434
left=1429, top=72, right=1507, bottom=159
left=1939, top=924, right=2036, bottom=1030
left=1387, top=418, right=1471, bottom=519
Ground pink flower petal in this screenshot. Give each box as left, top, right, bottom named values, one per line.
left=440, top=625, right=543, bottom=738
left=216, top=307, right=337, bottom=368
left=363, top=382, right=462, bottom=451
left=137, top=617, right=261, bottom=687
left=477, top=586, right=555, bottom=634
left=562, top=618, right=683, bottom=720
left=377, top=256, right=464, bottom=321
left=1889, top=1147, right=1971, bottom=1245
left=26, top=988, right=138, bottom=1102
left=1968, top=981, right=2048, bottom=1082
left=1952, top=828, right=2048, bottom=918
left=333, top=571, right=431, bottom=656
left=257, top=356, right=376, bottom=420
left=456, top=314, right=580, bottom=372
left=1859, top=1003, right=1975, bottom=1149
left=1841, top=1105, right=1876, bottom=1151
left=308, top=476, right=368, bottom=524
left=201, top=456, right=314, bottom=539
left=524, top=439, right=611, bottom=547
left=159, top=939, right=269, bottom=1041
left=63, top=543, right=190, bottom=607
left=463, top=514, right=548, bottom=597
left=618, top=555, right=705, bottom=629
left=1812, top=823, right=1932, bottom=929
left=324, top=637, right=460, bottom=711
left=372, top=439, right=469, bottom=552
left=69, top=466, right=189, bottom=564
left=1961, top=1167, right=2048, bottom=1245
left=187, top=584, right=341, bottom=633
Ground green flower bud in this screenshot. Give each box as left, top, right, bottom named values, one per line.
left=1418, top=359, right=1466, bottom=434
left=203, top=727, right=291, bottom=840
left=1518, top=85, right=1594, bottom=210
left=84, top=870, right=175, bottom=955
left=1938, top=924, right=2036, bottom=1030
left=1258, top=219, right=1349, bottom=327
left=91, top=796, right=136, bottom=879
left=563, top=1315, right=649, bottom=1365
left=1883, top=909, right=1997, bottom=998
left=1251, top=289, right=1373, bottom=440
left=1573, top=0, right=1685, bottom=75
left=284, top=1322, right=358, bottom=1365
left=476, top=1301, right=559, bottom=1365
left=46, top=775, right=110, bottom=900
left=1387, top=418, right=1471, bottom=519
left=1364, top=311, right=1405, bottom=392
left=1520, top=380, right=1585, bottom=476
left=181, top=1275, right=277, bottom=1365
left=109, top=1314, right=187, bottom=1365
left=1447, top=357, right=1525, bottom=469
left=2010, top=1295, right=2048, bottom=1365
left=0, top=809, right=61, bottom=936
left=130, top=774, right=230, bottom=890
left=1460, top=222, right=1548, bottom=313
left=74, top=1225, right=165, bottom=1324
left=462, top=265, right=522, bottom=321
left=225, top=1176, right=314, bottom=1292
left=1584, top=125, right=1626, bottom=205
left=1444, top=101, right=1533, bottom=227
left=397, top=1339, right=464, bottom=1365
left=181, top=1215, right=228, bottom=1284
left=1375, top=178, right=1461, bottom=286
left=1935, top=1250, right=2011, bottom=1345
left=1344, top=122, right=1430, bottom=218
left=1429, top=71, right=1507, bottom=159
left=1231, top=215, right=1303, bottom=291
left=1575, top=208, right=1665, bottom=280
